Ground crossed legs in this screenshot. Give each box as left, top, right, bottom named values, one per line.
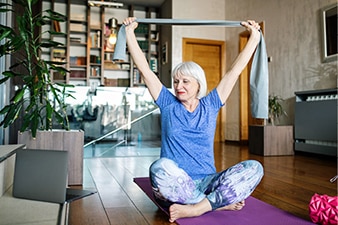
left=150, top=158, right=264, bottom=222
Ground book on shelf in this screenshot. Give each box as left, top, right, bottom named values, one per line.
left=70, top=37, right=82, bottom=43
left=150, top=57, right=158, bottom=73
left=90, top=67, right=100, bottom=77
left=53, top=49, right=66, bottom=58
left=104, top=78, right=118, bottom=87
left=104, top=77, right=130, bottom=87
left=52, top=49, right=66, bottom=63
left=91, top=31, right=101, bottom=48
left=137, top=40, right=149, bottom=50
left=53, top=71, right=66, bottom=80
left=118, top=78, right=130, bottom=87
left=104, top=61, right=120, bottom=70
left=69, top=56, right=86, bottom=65
left=53, top=20, right=61, bottom=32
left=70, top=70, right=86, bottom=78
left=90, top=55, right=98, bottom=63
left=97, top=31, right=101, bottom=48
left=135, top=23, right=149, bottom=34
left=133, top=68, right=145, bottom=85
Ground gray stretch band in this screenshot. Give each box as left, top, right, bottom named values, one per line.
left=113, top=18, right=268, bottom=119
left=113, top=19, right=242, bottom=61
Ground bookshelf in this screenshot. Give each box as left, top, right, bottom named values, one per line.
left=42, top=0, right=160, bottom=88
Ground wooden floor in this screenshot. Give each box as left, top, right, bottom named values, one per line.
left=69, top=141, right=337, bottom=225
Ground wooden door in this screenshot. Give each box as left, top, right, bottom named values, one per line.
left=239, top=22, right=265, bottom=142
left=182, top=38, right=225, bottom=142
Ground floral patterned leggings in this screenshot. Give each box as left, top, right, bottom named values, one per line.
left=149, top=158, right=264, bottom=210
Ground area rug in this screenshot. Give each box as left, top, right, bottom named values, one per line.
left=134, top=177, right=315, bottom=225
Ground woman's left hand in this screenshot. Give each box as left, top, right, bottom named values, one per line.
left=241, top=20, right=261, bottom=40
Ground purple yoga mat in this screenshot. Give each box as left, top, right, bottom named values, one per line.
left=134, top=177, right=315, bottom=225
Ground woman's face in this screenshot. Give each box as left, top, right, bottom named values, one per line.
left=173, top=74, right=199, bottom=102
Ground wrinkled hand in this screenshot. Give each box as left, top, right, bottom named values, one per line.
left=123, top=17, right=138, bottom=31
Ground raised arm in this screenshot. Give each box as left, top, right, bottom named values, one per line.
left=216, top=20, right=261, bottom=104
left=123, top=17, right=162, bottom=101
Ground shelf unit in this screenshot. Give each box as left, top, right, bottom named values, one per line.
left=68, top=3, right=89, bottom=86
left=41, top=0, right=68, bottom=83
left=294, top=88, right=337, bottom=156
left=42, top=0, right=160, bottom=88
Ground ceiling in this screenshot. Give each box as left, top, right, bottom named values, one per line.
left=110, top=0, right=165, bottom=8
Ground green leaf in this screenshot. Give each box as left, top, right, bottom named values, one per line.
left=55, top=83, right=74, bottom=88
left=45, top=9, right=67, bottom=22
left=0, top=28, right=13, bottom=41
left=0, top=76, right=10, bottom=85
left=30, top=112, right=39, bottom=138
left=50, top=66, right=69, bottom=75
left=40, top=40, right=64, bottom=48
left=0, top=105, right=11, bottom=115
left=48, top=30, right=67, bottom=36
left=0, top=2, right=11, bottom=7
left=1, top=103, right=22, bottom=128
left=0, top=3, right=12, bottom=13
left=12, top=88, right=25, bottom=103
left=7, top=36, right=25, bottom=52
left=2, top=70, right=18, bottom=77
left=25, top=98, right=36, bottom=113
left=49, top=86, right=62, bottom=106
left=21, top=112, right=34, bottom=132
left=54, top=110, right=64, bottom=124
left=46, top=60, right=67, bottom=66
left=45, top=102, right=53, bottom=129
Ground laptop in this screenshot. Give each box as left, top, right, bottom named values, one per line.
left=13, top=149, right=95, bottom=204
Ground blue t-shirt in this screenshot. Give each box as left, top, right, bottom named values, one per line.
left=155, top=86, right=224, bottom=180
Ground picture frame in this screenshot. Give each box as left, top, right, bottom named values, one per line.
left=321, top=4, right=337, bottom=63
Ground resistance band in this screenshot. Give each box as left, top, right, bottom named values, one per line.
left=113, top=18, right=268, bottom=119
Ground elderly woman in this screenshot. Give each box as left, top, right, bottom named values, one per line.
left=123, top=17, right=264, bottom=223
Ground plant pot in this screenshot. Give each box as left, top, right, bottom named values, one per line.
left=248, top=125, right=294, bottom=156
left=17, top=130, right=84, bottom=185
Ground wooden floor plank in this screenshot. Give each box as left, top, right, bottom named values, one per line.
left=69, top=142, right=337, bottom=225
left=69, top=193, right=110, bottom=225
left=106, top=207, right=148, bottom=225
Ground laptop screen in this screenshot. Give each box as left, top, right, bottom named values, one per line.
left=13, top=149, right=68, bottom=204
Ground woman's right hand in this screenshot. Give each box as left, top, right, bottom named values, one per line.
left=123, top=17, right=138, bottom=32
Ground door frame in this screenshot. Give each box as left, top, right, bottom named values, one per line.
left=182, top=38, right=225, bottom=141
left=239, top=22, right=265, bottom=142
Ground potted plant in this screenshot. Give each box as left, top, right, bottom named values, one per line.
left=0, top=0, right=72, bottom=137
left=268, top=94, right=287, bottom=126
left=0, top=0, right=83, bottom=185
left=249, top=94, right=293, bottom=156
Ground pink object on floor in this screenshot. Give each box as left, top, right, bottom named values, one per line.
left=309, top=193, right=338, bottom=225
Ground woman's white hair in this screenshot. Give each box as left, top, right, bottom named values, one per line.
left=172, top=61, right=207, bottom=99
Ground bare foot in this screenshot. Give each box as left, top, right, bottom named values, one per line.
left=169, top=198, right=212, bottom=223
left=217, top=200, right=245, bottom=211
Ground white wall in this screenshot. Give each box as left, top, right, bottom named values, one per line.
left=224, top=0, right=337, bottom=140
left=171, top=0, right=337, bottom=141
left=171, top=0, right=227, bottom=66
